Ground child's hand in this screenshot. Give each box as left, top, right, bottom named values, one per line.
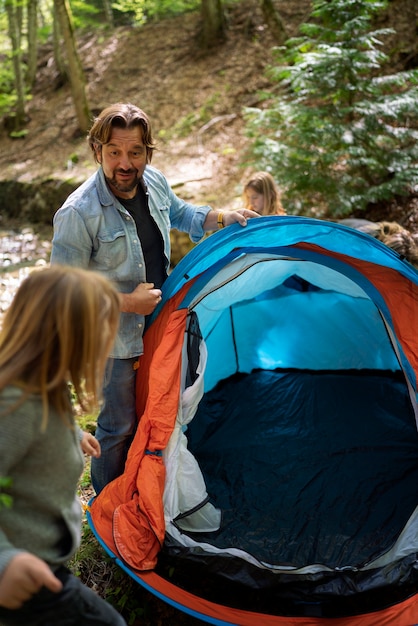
left=0, top=552, right=62, bottom=609
left=80, top=431, right=101, bottom=457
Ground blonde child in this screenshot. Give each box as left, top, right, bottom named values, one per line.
left=0, top=266, right=127, bottom=626
left=243, top=171, right=286, bottom=216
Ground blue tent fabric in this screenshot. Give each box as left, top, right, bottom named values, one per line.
left=150, top=217, right=418, bottom=396
left=155, top=218, right=418, bottom=616
left=90, top=216, right=418, bottom=623
left=154, top=217, right=417, bottom=306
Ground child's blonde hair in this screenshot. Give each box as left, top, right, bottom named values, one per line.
left=243, top=171, right=286, bottom=216
left=0, top=265, right=120, bottom=425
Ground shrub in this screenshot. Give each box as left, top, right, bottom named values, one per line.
left=244, top=0, right=418, bottom=217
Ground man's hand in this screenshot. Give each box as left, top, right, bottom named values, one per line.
left=119, top=282, right=162, bottom=315
left=0, top=553, right=63, bottom=609
left=203, top=208, right=260, bottom=231
left=223, top=208, right=260, bottom=227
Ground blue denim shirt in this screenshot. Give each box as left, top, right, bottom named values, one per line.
left=50, top=165, right=211, bottom=358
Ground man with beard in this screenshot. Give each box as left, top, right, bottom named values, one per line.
left=50, top=102, right=258, bottom=494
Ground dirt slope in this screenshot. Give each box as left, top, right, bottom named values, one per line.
left=1, top=0, right=417, bottom=231
left=0, top=0, right=310, bottom=214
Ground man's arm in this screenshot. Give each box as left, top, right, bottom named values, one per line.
left=203, top=209, right=260, bottom=231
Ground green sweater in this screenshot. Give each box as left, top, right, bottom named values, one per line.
left=0, top=385, right=84, bottom=576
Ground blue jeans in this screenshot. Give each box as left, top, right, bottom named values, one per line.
left=0, top=567, right=126, bottom=626
left=91, top=357, right=138, bottom=494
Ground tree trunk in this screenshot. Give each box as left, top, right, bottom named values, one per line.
left=52, top=9, right=67, bottom=84
left=200, top=0, right=226, bottom=49
left=53, top=0, right=91, bottom=133
left=5, top=0, right=26, bottom=130
left=103, top=0, right=114, bottom=28
left=26, top=0, right=38, bottom=88
left=260, top=0, right=288, bottom=44
left=381, top=0, right=418, bottom=69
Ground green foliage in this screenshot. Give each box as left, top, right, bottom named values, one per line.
left=78, top=461, right=92, bottom=489
left=112, top=0, right=199, bottom=26
left=104, top=568, right=147, bottom=624
left=0, top=476, right=12, bottom=509
left=70, top=0, right=101, bottom=29
left=69, top=523, right=99, bottom=576
left=9, top=128, right=29, bottom=138
left=68, top=152, right=79, bottom=164
left=163, top=92, right=223, bottom=139
left=244, top=0, right=418, bottom=217
left=0, top=54, right=17, bottom=115
left=144, top=0, right=198, bottom=20
left=76, top=410, right=98, bottom=433
left=0, top=0, right=202, bottom=124
left=69, top=524, right=149, bottom=624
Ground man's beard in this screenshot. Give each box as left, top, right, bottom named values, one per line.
left=105, top=169, right=141, bottom=194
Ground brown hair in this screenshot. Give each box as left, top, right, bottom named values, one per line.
left=380, top=230, right=418, bottom=268
left=360, top=221, right=418, bottom=268
left=88, top=102, right=156, bottom=164
left=243, top=171, right=286, bottom=216
left=0, top=266, right=120, bottom=426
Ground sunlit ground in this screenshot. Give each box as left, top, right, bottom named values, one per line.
left=0, top=228, right=51, bottom=321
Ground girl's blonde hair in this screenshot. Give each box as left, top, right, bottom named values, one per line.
left=243, top=171, right=286, bottom=216
left=0, top=265, right=120, bottom=425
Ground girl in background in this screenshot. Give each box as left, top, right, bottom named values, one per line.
left=0, top=266, right=127, bottom=626
left=243, top=171, right=286, bottom=216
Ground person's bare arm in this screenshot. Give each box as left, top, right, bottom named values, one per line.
left=203, top=208, right=260, bottom=231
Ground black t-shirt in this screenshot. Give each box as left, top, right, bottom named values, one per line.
left=118, top=181, right=167, bottom=289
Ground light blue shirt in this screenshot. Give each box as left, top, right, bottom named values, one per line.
left=50, top=165, right=211, bottom=358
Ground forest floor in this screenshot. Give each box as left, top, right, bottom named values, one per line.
left=1, top=0, right=417, bottom=233
left=1, top=0, right=418, bottom=624
left=1, top=0, right=313, bottom=213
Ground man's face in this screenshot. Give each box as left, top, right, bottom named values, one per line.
left=96, top=126, right=147, bottom=199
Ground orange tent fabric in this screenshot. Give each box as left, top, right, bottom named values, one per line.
left=89, top=303, right=189, bottom=570
left=89, top=220, right=418, bottom=624
left=133, top=570, right=418, bottom=626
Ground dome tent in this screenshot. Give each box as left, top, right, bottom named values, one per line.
left=88, top=216, right=418, bottom=625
